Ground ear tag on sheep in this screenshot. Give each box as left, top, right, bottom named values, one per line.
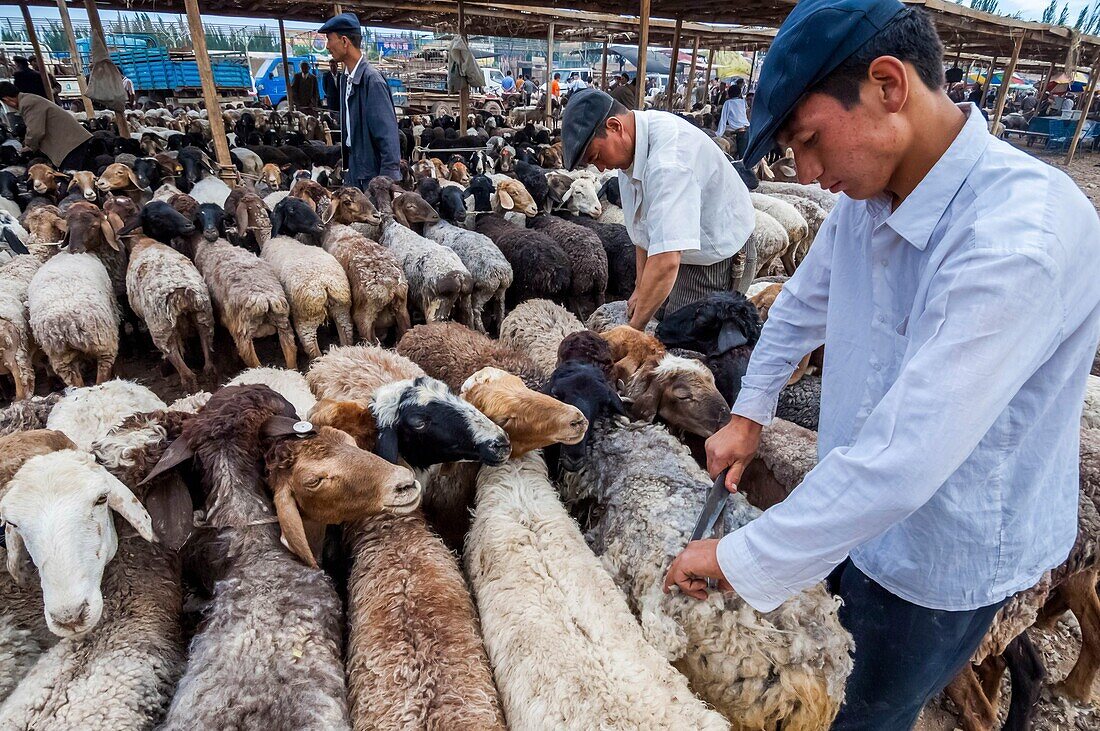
left=261, top=416, right=317, bottom=440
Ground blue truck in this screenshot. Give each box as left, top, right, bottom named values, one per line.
left=254, top=56, right=408, bottom=110
left=74, top=34, right=252, bottom=102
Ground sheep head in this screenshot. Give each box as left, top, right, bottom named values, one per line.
left=655, top=291, right=762, bottom=355
left=543, top=361, right=628, bottom=472
left=263, top=421, right=420, bottom=567
left=95, top=162, right=143, bottom=193
left=601, top=325, right=667, bottom=385
left=448, top=161, right=470, bottom=186
left=562, top=177, right=602, bottom=218
left=27, top=164, right=67, bottom=196
left=64, top=200, right=120, bottom=252
left=493, top=179, right=537, bottom=217
left=460, top=367, right=586, bottom=458
left=19, top=204, right=67, bottom=246
left=391, top=192, right=440, bottom=230
left=0, top=449, right=156, bottom=638
left=67, top=170, right=99, bottom=202
left=259, top=163, right=282, bottom=189
left=327, top=186, right=380, bottom=226
left=625, top=355, right=731, bottom=438
left=370, top=376, right=510, bottom=471
left=271, top=196, right=324, bottom=239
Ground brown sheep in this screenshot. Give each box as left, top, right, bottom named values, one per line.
left=396, top=321, right=543, bottom=390
left=492, top=178, right=537, bottom=217
left=289, top=178, right=332, bottom=217
left=18, top=205, right=66, bottom=246
left=602, top=325, right=667, bottom=385
left=95, top=163, right=149, bottom=205
left=26, top=165, right=67, bottom=199
left=322, top=224, right=410, bottom=344
left=325, top=186, right=381, bottom=226
left=63, top=200, right=128, bottom=300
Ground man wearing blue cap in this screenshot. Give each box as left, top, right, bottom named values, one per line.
left=662, top=1, right=1100, bottom=728
left=319, top=13, right=401, bottom=186
left=561, top=87, right=756, bottom=327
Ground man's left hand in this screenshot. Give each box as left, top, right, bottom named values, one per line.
left=662, top=539, right=732, bottom=600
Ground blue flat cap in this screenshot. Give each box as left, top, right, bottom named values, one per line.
left=562, top=88, right=615, bottom=171
left=743, top=0, right=905, bottom=166
left=318, top=12, right=361, bottom=35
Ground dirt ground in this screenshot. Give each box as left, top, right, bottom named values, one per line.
left=915, top=139, right=1100, bottom=730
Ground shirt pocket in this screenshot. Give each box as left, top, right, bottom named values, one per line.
left=891, top=316, right=911, bottom=369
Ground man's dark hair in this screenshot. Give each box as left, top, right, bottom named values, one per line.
left=811, top=8, right=944, bottom=108
left=593, top=99, right=631, bottom=139
left=553, top=72, right=560, bottom=80
left=0, top=81, right=19, bottom=99
left=340, top=31, right=363, bottom=48
left=13, top=57, right=29, bottom=69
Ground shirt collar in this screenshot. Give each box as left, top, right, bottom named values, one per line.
left=346, top=55, right=365, bottom=80
left=627, top=111, right=649, bottom=182
left=883, top=103, right=991, bottom=251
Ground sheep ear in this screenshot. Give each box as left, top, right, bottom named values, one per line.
left=100, top=217, right=121, bottom=251
left=716, top=321, right=749, bottom=355
left=375, top=425, right=401, bottom=465
left=143, top=475, right=193, bottom=552
left=497, top=188, right=514, bottom=211
left=125, top=167, right=143, bottom=190
left=322, top=196, right=339, bottom=224
left=4, top=525, right=34, bottom=587
left=103, top=469, right=156, bottom=543
left=392, top=201, right=411, bottom=229
left=137, top=435, right=194, bottom=487
left=779, top=164, right=796, bottom=178
left=274, top=486, right=317, bottom=568
left=235, top=204, right=249, bottom=237
left=608, top=389, right=630, bottom=418
left=270, top=206, right=285, bottom=237
left=628, top=364, right=662, bottom=423
left=561, top=185, right=574, bottom=203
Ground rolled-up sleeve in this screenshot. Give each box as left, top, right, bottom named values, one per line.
left=643, top=164, right=702, bottom=257
left=731, top=212, right=836, bottom=425
left=720, top=246, right=1063, bottom=612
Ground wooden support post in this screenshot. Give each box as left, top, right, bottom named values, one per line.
left=703, top=47, right=714, bottom=106
left=665, top=17, right=681, bottom=111
left=747, top=49, right=759, bottom=92
left=55, top=0, right=95, bottom=119
left=991, top=33, right=1024, bottom=132
left=1066, top=53, right=1100, bottom=163
left=1040, top=60, right=1056, bottom=96
left=986, top=55, right=999, bottom=107
left=334, top=3, right=344, bottom=13
left=545, top=22, right=555, bottom=126
left=459, top=0, right=468, bottom=135
left=682, top=34, right=700, bottom=111
left=279, top=18, right=294, bottom=111
left=601, top=36, right=609, bottom=90
left=183, top=0, right=234, bottom=178
left=636, top=0, right=650, bottom=110
left=19, top=3, right=54, bottom=104
left=83, top=0, right=129, bottom=138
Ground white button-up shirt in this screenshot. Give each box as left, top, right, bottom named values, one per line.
left=618, top=110, right=754, bottom=266
left=719, top=104, right=1100, bottom=612
left=344, top=55, right=365, bottom=147
left=716, top=98, right=749, bottom=135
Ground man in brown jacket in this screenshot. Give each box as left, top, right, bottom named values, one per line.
left=0, top=82, right=92, bottom=169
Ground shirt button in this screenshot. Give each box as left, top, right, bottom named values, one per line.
left=871, top=361, right=881, bottom=371
left=878, top=314, right=886, bottom=324
left=881, top=259, right=888, bottom=267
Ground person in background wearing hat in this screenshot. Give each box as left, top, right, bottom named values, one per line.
left=661, top=1, right=1100, bottom=728
left=563, top=87, right=756, bottom=328
left=12, top=56, right=47, bottom=98
left=609, top=73, right=636, bottom=109
left=0, top=81, right=92, bottom=170
left=320, top=13, right=401, bottom=185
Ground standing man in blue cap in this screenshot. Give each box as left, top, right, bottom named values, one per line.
left=561, top=87, right=756, bottom=328
left=319, top=13, right=402, bottom=186
left=662, top=1, right=1100, bottom=728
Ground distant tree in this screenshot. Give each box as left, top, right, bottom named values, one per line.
left=1043, top=0, right=1058, bottom=22
left=1059, top=3, right=1071, bottom=24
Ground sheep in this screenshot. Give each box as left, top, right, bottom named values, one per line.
left=18, top=204, right=66, bottom=246
left=770, top=192, right=827, bottom=242
left=0, top=411, right=190, bottom=729
left=397, top=321, right=544, bottom=391
left=375, top=185, right=473, bottom=324
left=466, top=451, right=729, bottom=730
left=0, top=394, right=63, bottom=437
left=304, top=347, right=511, bottom=731
left=189, top=176, right=232, bottom=207
left=528, top=214, right=608, bottom=320
left=555, top=175, right=603, bottom=218
left=1084, top=375, right=1100, bottom=429
left=46, top=379, right=166, bottom=451
left=27, top=250, right=119, bottom=388
left=424, top=220, right=512, bottom=334
left=259, top=231, right=354, bottom=360
left=0, top=211, right=31, bottom=260
left=0, top=254, right=49, bottom=401
left=325, top=186, right=381, bottom=226
left=321, top=224, right=410, bottom=344
left=755, top=181, right=839, bottom=212
left=747, top=209, right=791, bottom=279
left=559, top=419, right=853, bottom=729
left=270, top=195, right=326, bottom=242
left=749, top=193, right=807, bottom=275
left=123, top=199, right=197, bottom=248
left=497, top=299, right=585, bottom=379
left=61, top=200, right=129, bottom=301
left=62, top=170, right=100, bottom=206
left=557, top=330, right=615, bottom=378
left=227, top=366, right=316, bottom=419
left=25, top=165, right=66, bottom=199
left=189, top=235, right=298, bottom=370
left=557, top=214, right=636, bottom=300
left=464, top=174, right=495, bottom=213
left=474, top=213, right=571, bottom=309
left=514, top=160, right=551, bottom=212
left=95, top=162, right=150, bottom=206
left=125, top=235, right=216, bottom=391
left=586, top=299, right=659, bottom=334
left=492, top=177, right=538, bottom=217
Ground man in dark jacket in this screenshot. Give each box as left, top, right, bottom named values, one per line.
left=320, top=13, right=401, bottom=186
left=322, top=59, right=341, bottom=114
left=291, top=61, right=321, bottom=111
left=12, top=57, right=47, bottom=98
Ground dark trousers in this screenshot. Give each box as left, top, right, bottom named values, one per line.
left=827, top=560, right=1006, bottom=731
left=59, top=138, right=94, bottom=172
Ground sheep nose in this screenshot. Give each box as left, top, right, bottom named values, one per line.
left=570, top=416, right=589, bottom=432
left=51, top=601, right=90, bottom=631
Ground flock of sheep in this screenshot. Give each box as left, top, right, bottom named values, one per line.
left=0, top=102, right=1095, bottom=731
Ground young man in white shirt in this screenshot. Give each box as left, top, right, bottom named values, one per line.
left=562, top=88, right=756, bottom=327
left=661, top=1, right=1100, bottom=728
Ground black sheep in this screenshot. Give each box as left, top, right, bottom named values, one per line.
left=118, top=200, right=196, bottom=246
left=556, top=331, right=614, bottom=380
left=515, top=160, right=550, bottom=211
left=542, top=360, right=627, bottom=474
left=416, top=178, right=442, bottom=211
left=195, top=203, right=228, bottom=243
left=438, top=186, right=466, bottom=224
left=474, top=213, right=571, bottom=309
left=465, top=175, right=495, bottom=212
left=555, top=213, right=635, bottom=300
left=271, top=196, right=324, bottom=240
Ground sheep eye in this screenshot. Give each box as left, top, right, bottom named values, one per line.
left=305, top=476, right=324, bottom=490
left=94, top=493, right=109, bottom=506
left=408, top=415, right=428, bottom=431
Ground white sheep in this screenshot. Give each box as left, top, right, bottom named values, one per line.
left=321, top=224, right=411, bottom=344
left=260, top=234, right=353, bottom=359
left=192, top=237, right=298, bottom=370
left=561, top=419, right=853, bottom=729
left=755, top=181, right=839, bottom=212
left=748, top=209, right=791, bottom=280
left=0, top=255, right=47, bottom=401
left=27, top=252, right=119, bottom=388
left=466, top=452, right=729, bottom=730
left=227, top=367, right=316, bottom=419
left=557, top=176, right=603, bottom=218
left=126, top=236, right=215, bottom=392
left=190, top=176, right=232, bottom=207
left=380, top=215, right=473, bottom=323
left=498, top=299, right=585, bottom=379
left=46, top=379, right=166, bottom=452
left=750, top=193, right=808, bottom=275
left=1083, top=374, right=1100, bottom=429
left=230, top=147, right=263, bottom=179
left=424, top=220, right=512, bottom=333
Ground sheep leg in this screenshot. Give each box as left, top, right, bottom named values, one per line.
left=331, top=304, right=354, bottom=348
left=944, top=666, right=997, bottom=731
left=94, top=354, right=115, bottom=385
left=1036, top=588, right=1070, bottom=629
left=197, top=322, right=217, bottom=378
left=275, top=324, right=298, bottom=370
left=353, top=305, right=381, bottom=345
left=392, top=288, right=412, bottom=339
left=165, top=344, right=198, bottom=393
left=295, top=321, right=322, bottom=360
left=53, top=356, right=84, bottom=389
left=1002, top=632, right=1045, bottom=731
left=781, top=249, right=798, bottom=276
left=975, top=652, right=1007, bottom=707
left=1056, top=568, right=1100, bottom=702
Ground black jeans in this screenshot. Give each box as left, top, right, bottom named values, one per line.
left=827, top=560, right=1006, bottom=731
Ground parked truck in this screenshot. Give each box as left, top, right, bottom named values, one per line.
left=254, top=56, right=408, bottom=110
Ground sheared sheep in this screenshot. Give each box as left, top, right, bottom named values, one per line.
left=474, top=213, right=571, bottom=309
left=529, top=214, right=608, bottom=320
left=498, top=298, right=585, bottom=379
left=586, top=299, right=658, bottom=335
left=424, top=220, right=512, bottom=334
left=560, top=419, right=853, bottom=729
left=755, top=181, right=838, bottom=212
left=466, top=451, right=729, bottom=730
left=46, top=379, right=166, bottom=451
left=321, top=223, right=410, bottom=344
left=397, top=321, right=543, bottom=390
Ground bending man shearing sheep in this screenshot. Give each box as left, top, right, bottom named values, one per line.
left=662, top=2, right=1100, bottom=730
left=560, top=87, right=756, bottom=326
